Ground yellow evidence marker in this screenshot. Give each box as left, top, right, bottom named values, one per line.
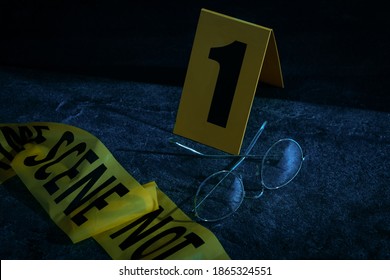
left=174, top=8, right=283, bottom=154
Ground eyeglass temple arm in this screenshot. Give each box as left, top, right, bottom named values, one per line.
left=169, top=121, right=267, bottom=160
left=169, top=139, right=205, bottom=156
left=229, top=121, right=267, bottom=172
left=169, top=138, right=244, bottom=158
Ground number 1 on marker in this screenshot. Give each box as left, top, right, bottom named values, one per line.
left=174, top=8, right=283, bottom=154
left=207, top=41, right=247, bottom=128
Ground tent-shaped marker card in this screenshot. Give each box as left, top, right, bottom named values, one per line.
left=174, top=8, right=284, bottom=155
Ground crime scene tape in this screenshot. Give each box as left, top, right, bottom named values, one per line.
left=0, top=122, right=230, bottom=260
left=95, top=181, right=230, bottom=260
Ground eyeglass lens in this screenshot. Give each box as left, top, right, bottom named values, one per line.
left=194, top=170, right=245, bottom=222
left=261, top=139, right=304, bottom=190
left=194, top=139, right=304, bottom=221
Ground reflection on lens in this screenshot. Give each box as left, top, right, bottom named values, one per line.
left=240, top=162, right=265, bottom=199
left=194, top=170, right=244, bottom=222
left=261, top=139, right=304, bottom=190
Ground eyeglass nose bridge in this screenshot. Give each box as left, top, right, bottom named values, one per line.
left=173, top=120, right=304, bottom=222
left=193, top=138, right=305, bottom=222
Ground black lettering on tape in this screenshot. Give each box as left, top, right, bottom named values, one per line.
left=132, top=227, right=205, bottom=260
left=151, top=232, right=205, bottom=260
left=18, top=126, right=34, bottom=145
left=31, top=126, right=50, bottom=144
left=0, top=142, right=13, bottom=161
left=132, top=226, right=186, bottom=259
left=0, top=125, right=49, bottom=153
left=42, top=149, right=99, bottom=195
left=71, top=182, right=129, bottom=226
left=24, top=131, right=75, bottom=167
left=0, top=126, right=30, bottom=152
left=33, top=142, right=87, bottom=181
left=54, top=164, right=109, bottom=210
left=110, top=206, right=206, bottom=260
left=0, top=125, right=50, bottom=171
left=110, top=206, right=170, bottom=250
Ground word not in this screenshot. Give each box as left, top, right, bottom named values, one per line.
left=108, top=205, right=205, bottom=259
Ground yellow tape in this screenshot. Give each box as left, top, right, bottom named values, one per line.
left=0, top=123, right=158, bottom=243
left=0, top=122, right=230, bottom=259
left=95, top=182, right=230, bottom=260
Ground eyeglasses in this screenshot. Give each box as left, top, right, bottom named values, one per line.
left=171, top=121, right=305, bottom=222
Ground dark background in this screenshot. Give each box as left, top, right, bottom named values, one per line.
left=1, top=0, right=389, bottom=260
left=1, top=0, right=389, bottom=110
